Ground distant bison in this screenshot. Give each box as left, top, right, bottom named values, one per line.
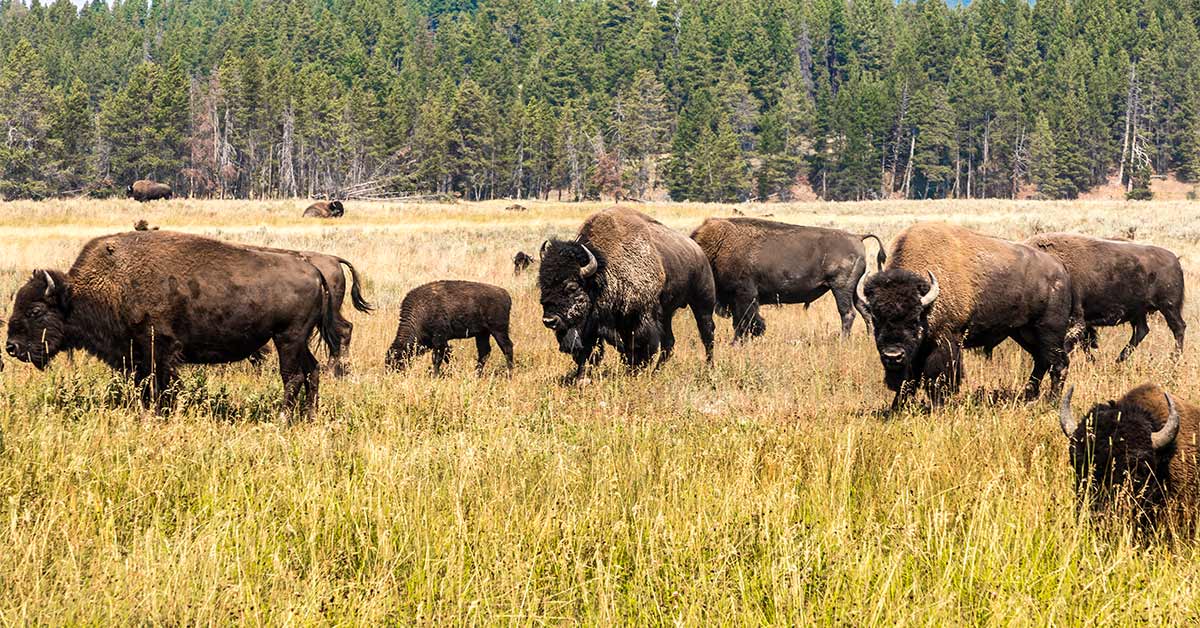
left=513, top=251, right=535, bottom=274
left=303, top=201, right=345, bottom=218
left=385, top=280, right=514, bottom=375
left=127, top=180, right=172, bottom=202
left=691, top=217, right=886, bottom=340
left=5, top=230, right=338, bottom=419
left=1059, top=384, right=1198, bottom=528
left=858, top=222, right=1072, bottom=409
left=1025, top=233, right=1185, bottom=362
left=539, top=207, right=716, bottom=381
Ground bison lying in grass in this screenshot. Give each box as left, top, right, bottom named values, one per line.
left=385, top=280, right=514, bottom=375
left=1060, top=384, right=1198, bottom=529
left=304, top=200, right=345, bottom=218
left=5, top=230, right=337, bottom=419
left=858, top=222, right=1072, bottom=410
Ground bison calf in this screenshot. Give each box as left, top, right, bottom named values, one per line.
left=1059, top=384, right=1198, bottom=529
left=513, top=251, right=535, bottom=274
left=385, top=280, right=514, bottom=375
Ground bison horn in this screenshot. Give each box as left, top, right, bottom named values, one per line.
left=1059, top=386, right=1078, bottom=438
left=41, top=270, right=55, bottom=297
left=919, top=272, right=939, bottom=307
left=1152, top=392, right=1181, bottom=450
left=579, top=244, right=598, bottom=278
left=540, top=240, right=551, bottom=258
left=856, top=272, right=870, bottom=307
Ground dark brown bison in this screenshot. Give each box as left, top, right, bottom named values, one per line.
left=513, top=251, right=535, bottom=274
left=691, top=217, right=886, bottom=340
left=1025, top=233, right=1185, bottom=362
left=126, top=180, right=172, bottom=202
left=539, top=207, right=716, bottom=382
left=246, top=249, right=372, bottom=377
left=857, top=222, right=1072, bottom=410
left=5, top=230, right=337, bottom=419
left=1059, top=384, right=1198, bottom=528
left=385, top=280, right=513, bottom=375
left=303, top=201, right=345, bottom=218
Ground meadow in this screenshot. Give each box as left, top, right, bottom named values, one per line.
left=0, top=198, right=1198, bottom=624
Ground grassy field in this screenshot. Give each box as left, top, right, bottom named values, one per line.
left=1, top=198, right=1199, bottom=624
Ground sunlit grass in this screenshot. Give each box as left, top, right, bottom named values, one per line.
left=0, top=197, right=1198, bottom=623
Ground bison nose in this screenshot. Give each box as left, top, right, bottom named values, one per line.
left=881, top=348, right=906, bottom=364
left=5, top=342, right=16, bottom=356
left=542, top=317, right=558, bottom=329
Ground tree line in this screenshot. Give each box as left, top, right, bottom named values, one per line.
left=1, top=0, right=1198, bottom=202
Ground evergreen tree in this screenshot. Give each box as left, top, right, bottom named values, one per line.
left=0, top=39, right=58, bottom=199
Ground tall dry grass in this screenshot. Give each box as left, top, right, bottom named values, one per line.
left=0, top=197, right=1198, bottom=624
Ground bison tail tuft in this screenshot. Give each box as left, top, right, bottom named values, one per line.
left=338, top=258, right=374, bottom=313
left=314, top=271, right=340, bottom=359
left=861, top=234, right=887, bottom=270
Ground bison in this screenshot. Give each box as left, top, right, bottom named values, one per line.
left=127, top=180, right=172, bottom=202
left=539, top=207, right=716, bottom=382
left=385, top=280, right=513, bottom=375
left=1025, top=233, right=1185, bottom=362
left=857, top=222, right=1072, bottom=410
left=5, top=230, right=337, bottom=419
left=303, top=201, right=345, bottom=218
left=513, top=251, right=535, bottom=274
left=1059, top=384, right=1198, bottom=529
left=245, top=248, right=372, bottom=377
left=690, top=217, right=886, bottom=340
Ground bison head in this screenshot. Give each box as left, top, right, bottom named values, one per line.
left=513, top=251, right=534, bottom=274
left=857, top=269, right=938, bottom=390
left=6, top=270, right=71, bottom=369
left=125, top=184, right=134, bottom=197
left=538, top=239, right=601, bottom=357
left=329, top=201, right=345, bottom=217
left=1059, top=387, right=1178, bottom=518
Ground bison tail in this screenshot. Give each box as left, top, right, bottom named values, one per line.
left=315, top=272, right=340, bottom=359
left=338, top=258, right=374, bottom=312
left=861, top=234, right=887, bottom=270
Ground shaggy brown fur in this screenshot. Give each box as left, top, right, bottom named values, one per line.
left=4, top=230, right=337, bottom=419
left=303, top=201, right=345, bottom=218
left=691, top=217, right=886, bottom=339
left=1025, top=233, right=1185, bottom=362
left=127, top=180, right=172, bottom=202
left=385, top=280, right=513, bottom=375
left=865, top=222, right=1073, bottom=408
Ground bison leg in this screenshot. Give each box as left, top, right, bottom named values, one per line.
left=832, top=287, right=858, bottom=338
left=431, top=344, right=451, bottom=376
left=1162, top=307, right=1187, bottom=357
left=690, top=304, right=716, bottom=364
left=1013, top=328, right=1068, bottom=401
left=474, top=333, right=492, bottom=375
left=275, top=336, right=321, bottom=422
left=492, top=329, right=515, bottom=372
left=656, top=310, right=677, bottom=369
left=328, top=318, right=353, bottom=378
left=1117, top=314, right=1150, bottom=363
left=731, top=292, right=764, bottom=343
left=921, top=342, right=962, bottom=407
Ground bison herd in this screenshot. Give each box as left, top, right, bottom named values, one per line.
left=3, top=204, right=1196, bottom=530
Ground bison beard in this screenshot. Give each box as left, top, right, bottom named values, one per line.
left=4, top=232, right=339, bottom=420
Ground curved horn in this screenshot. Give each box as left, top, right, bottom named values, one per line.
left=1152, top=392, right=1181, bottom=450
left=919, top=272, right=939, bottom=307
left=856, top=271, right=870, bottom=307
left=42, top=270, right=55, bottom=297
left=579, top=244, right=598, bottom=278
left=540, top=240, right=551, bottom=257
left=1059, top=386, right=1078, bottom=438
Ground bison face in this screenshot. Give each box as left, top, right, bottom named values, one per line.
left=858, top=269, right=939, bottom=388
left=513, top=252, right=534, bottom=274
left=1059, top=388, right=1176, bottom=519
left=329, top=201, right=345, bottom=217
left=6, top=270, right=71, bottom=369
left=538, top=240, right=601, bottom=356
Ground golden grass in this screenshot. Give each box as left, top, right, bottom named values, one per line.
left=0, top=197, right=1199, bottom=624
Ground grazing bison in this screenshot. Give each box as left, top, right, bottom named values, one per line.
left=246, top=249, right=372, bottom=377
left=539, top=206, right=716, bottom=381
left=4, top=230, right=337, bottom=419
left=690, top=217, right=886, bottom=340
left=513, top=251, right=535, bottom=274
left=127, top=180, right=172, bottom=202
left=385, top=280, right=513, bottom=375
left=1059, top=384, right=1198, bottom=528
left=1025, top=233, right=1185, bottom=362
left=303, top=201, right=345, bottom=218
left=857, top=222, right=1072, bottom=410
